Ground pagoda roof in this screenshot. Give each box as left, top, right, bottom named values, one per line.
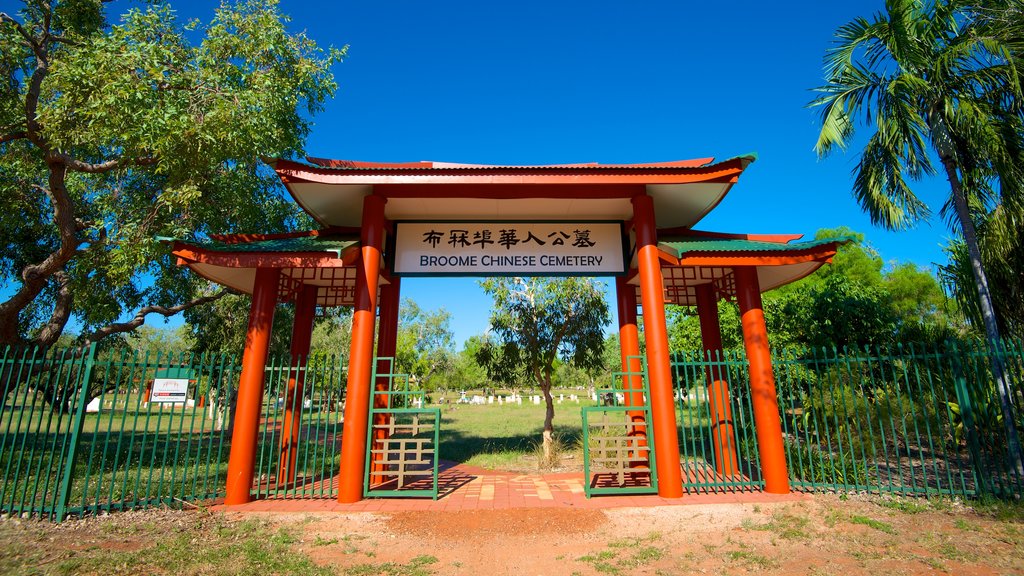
left=632, top=232, right=852, bottom=306
left=169, top=229, right=849, bottom=308
left=265, top=154, right=757, bottom=230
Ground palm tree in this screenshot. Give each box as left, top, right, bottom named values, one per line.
left=940, top=204, right=1024, bottom=338
left=811, top=0, right=1024, bottom=475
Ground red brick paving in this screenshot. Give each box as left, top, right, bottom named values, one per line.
left=212, top=462, right=806, bottom=514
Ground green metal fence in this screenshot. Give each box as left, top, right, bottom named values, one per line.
left=0, top=345, right=239, bottom=521
left=671, top=339, right=1024, bottom=498
left=250, top=355, right=347, bottom=500
left=3, top=339, right=1023, bottom=520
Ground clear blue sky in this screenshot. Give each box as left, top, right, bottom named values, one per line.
left=5, top=0, right=961, bottom=346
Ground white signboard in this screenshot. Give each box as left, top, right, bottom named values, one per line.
left=150, top=378, right=189, bottom=403
left=393, top=222, right=625, bottom=276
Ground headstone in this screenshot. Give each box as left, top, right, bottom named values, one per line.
left=86, top=397, right=101, bottom=414
left=487, top=396, right=494, bottom=404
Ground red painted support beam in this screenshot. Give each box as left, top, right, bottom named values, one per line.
left=279, top=283, right=318, bottom=485
left=615, top=276, right=648, bottom=464
left=225, top=267, right=280, bottom=505
left=632, top=194, right=683, bottom=498
left=695, top=283, right=739, bottom=477
left=338, top=195, right=387, bottom=503
left=735, top=266, right=790, bottom=494
left=371, top=277, right=401, bottom=477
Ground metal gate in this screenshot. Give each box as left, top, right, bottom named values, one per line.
left=251, top=355, right=346, bottom=499
left=363, top=358, right=440, bottom=499
left=672, top=351, right=764, bottom=493
left=582, top=357, right=658, bottom=497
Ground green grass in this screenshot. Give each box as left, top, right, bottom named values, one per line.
left=743, top=510, right=812, bottom=540
left=576, top=532, right=665, bottom=575
left=1, top=516, right=335, bottom=576
left=848, top=514, right=896, bottom=534
left=438, top=400, right=585, bottom=470
left=346, top=555, right=438, bottom=576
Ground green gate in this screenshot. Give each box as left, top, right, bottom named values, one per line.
left=250, top=354, right=347, bottom=499
left=363, top=358, right=440, bottom=499
left=672, top=351, right=764, bottom=493
left=582, top=357, right=658, bottom=497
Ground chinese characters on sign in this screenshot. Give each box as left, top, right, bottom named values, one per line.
left=393, top=222, right=625, bottom=275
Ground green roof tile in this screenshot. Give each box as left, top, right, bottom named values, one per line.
left=187, top=234, right=358, bottom=257
left=660, top=236, right=853, bottom=256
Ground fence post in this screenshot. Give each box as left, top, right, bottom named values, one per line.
left=54, top=344, right=97, bottom=522
left=950, top=342, right=987, bottom=497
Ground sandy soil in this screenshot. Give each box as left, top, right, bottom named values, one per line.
left=1, top=494, right=1022, bottom=575
left=259, top=494, right=1023, bottom=575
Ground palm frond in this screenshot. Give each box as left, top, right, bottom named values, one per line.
left=852, top=134, right=932, bottom=230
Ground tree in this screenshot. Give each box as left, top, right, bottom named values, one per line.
left=0, top=0, right=344, bottom=347
left=811, top=0, right=1024, bottom=472
left=394, top=299, right=455, bottom=392
left=478, top=277, right=610, bottom=461
left=940, top=204, right=1024, bottom=338
left=666, top=227, right=957, bottom=351
left=445, top=337, right=490, bottom=394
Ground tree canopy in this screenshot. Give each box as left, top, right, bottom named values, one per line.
left=0, top=0, right=344, bottom=347
left=668, top=227, right=960, bottom=353
left=477, top=276, right=610, bottom=461
left=810, top=0, right=1023, bottom=472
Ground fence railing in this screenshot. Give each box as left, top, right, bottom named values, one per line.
left=0, top=345, right=243, bottom=521
left=3, top=339, right=1023, bottom=520
left=671, top=339, right=1024, bottom=498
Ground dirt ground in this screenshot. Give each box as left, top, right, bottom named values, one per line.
left=1, top=494, right=1023, bottom=575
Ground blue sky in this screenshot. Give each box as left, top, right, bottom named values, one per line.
left=4, top=0, right=962, bottom=346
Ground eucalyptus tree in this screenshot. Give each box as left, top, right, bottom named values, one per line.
left=811, top=0, right=1024, bottom=472
left=0, top=0, right=344, bottom=347
left=477, top=277, right=610, bottom=462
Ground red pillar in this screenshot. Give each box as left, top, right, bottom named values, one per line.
left=371, top=277, right=401, bottom=477
left=615, top=276, right=648, bottom=465
left=734, top=266, right=790, bottom=494
left=279, top=283, right=318, bottom=485
left=695, top=283, right=739, bottom=477
left=632, top=195, right=683, bottom=498
left=338, top=195, right=387, bottom=503
left=615, top=276, right=645, bottom=409
left=224, top=266, right=280, bottom=505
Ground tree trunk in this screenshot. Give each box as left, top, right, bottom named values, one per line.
left=540, top=372, right=556, bottom=466
left=943, top=158, right=1024, bottom=477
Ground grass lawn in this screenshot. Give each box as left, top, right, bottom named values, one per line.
left=437, top=395, right=587, bottom=471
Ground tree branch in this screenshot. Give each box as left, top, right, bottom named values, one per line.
left=35, top=270, right=73, bottom=347
left=0, top=12, right=39, bottom=50
left=57, top=153, right=158, bottom=173
left=81, top=289, right=233, bottom=343
left=1, top=131, right=28, bottom=145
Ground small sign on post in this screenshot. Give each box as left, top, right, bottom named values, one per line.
left=150, top=378, right=189, bottom=403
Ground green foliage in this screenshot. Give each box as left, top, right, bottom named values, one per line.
left=478, top=277, right=610, bottom=390
left=395, top=299, right=455, bottom=392
left=477, top=276, right=610, bottom=436
left=784, top=437, right=870, bottom=487
left=308, top=307, right=352, bottom=360
left=0, top=0, right=344, bottom=345
left=940, top=205, right=1024, bottom=338
left=668, top=227, right=959, bottom=352
left=810, top=0, right=1024, bottom=470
